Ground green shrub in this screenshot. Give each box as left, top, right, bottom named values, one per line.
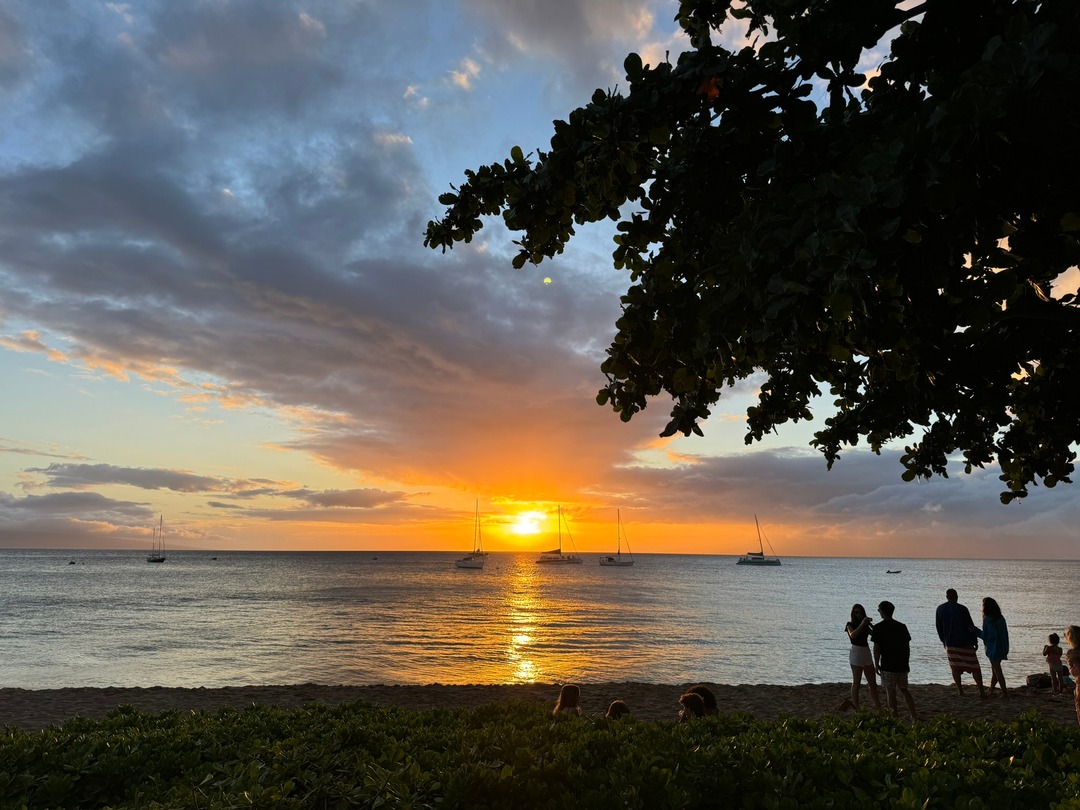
left=1, top=703, right=1077, bottom=808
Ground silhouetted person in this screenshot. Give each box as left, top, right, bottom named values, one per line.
left=553, top=683, right=582, bottom=716
left=605, top=699, right=631, bottom=719
left=975, top=596, right=1009, bottom=700
left=678, top=691, right=706, bottom=721
left=873, top=600, right=917, bottom=722
left=1045, top=633, right=1065, bottom=695
left=685, top=684, right=718, bottom=715
left=935, top=588, right=987, bottom=697
left=1066, top=626, right=1080, bottom=725
left=841, top=603, right=882, bottom=712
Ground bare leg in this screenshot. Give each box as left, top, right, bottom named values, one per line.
left=866, top=665, right=882, bottom=712
left=885, top=685, right=898, bottom=714
left=951, top=667, right=965, bottom=695
left=850, top=666, right=862, bottom=709
left=991, top=661, right=1008, bottom=699
left=899, top=687, right=917, bottom=722
left=973, top=669, right=987, bottom=698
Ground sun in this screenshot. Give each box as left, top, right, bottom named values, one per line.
left=511, top=511, right=545, bottom=536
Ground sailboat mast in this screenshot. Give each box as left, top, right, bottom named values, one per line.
left=473, top=499, right=481, bottom=553
left=754, top=514, right=763, bottom=554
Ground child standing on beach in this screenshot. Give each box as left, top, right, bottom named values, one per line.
left=1065, top=626, right=1080, bottom=725
left=1044, top=633, right=1065, bottom=695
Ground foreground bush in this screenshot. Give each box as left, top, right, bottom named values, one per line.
left=2, top=701, right=1079, bottom=808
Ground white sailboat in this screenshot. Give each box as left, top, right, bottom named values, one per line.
left=736, top=514, right=781, bottom=566
left=147, top=515, right=166, bottom=563
left=599, top=509, right=634, bottom=566
left=536, top=505, right=583, bottom=564
left=455, top=501, right=485, bottom=569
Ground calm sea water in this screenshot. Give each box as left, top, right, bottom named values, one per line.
left=0, top=550, right=1073, bottom=690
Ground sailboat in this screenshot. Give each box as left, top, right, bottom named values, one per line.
left=599, top=510, right=634, bottom=566
left=454, top=501, right=485, bottom=569
left=735, top=514, right=781, bottom=566
left=147, top=515, right=166, bottom=563
left=536, top=505, right=583, bottom=564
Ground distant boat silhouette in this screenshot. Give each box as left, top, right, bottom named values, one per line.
left=886, top=569, right=901, bottom=574
left=736, top=515, right=781, bottom=566
left=455, top=501, right=486, bottom=569
left=536, top=505, right=583, bottom=564
left=599, top=509, right=634, bottom=567
left=146, top=514, right=166, bottom=563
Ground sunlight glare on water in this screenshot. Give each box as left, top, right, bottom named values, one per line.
left=0, top=550, right=1073, bottom=689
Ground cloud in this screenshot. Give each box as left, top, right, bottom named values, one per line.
left=26, top=463, right=248, bottom=493
left=462, top=0, right=658, bottom=77
left=450, top=56, right=481, bottom=90
left=0, top=330, right=69, bottom=362
left=2, top=0, right=1075, bottom=557
left=280, top=488, right=409, bottom=508
left=0, top=6, right=30, bottom=91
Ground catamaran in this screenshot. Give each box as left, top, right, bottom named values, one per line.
left=599, top=509, right=634, bottom=566
left=735, top=514, right=781, bottom=566
left=536, top=505, right=582, bottom=564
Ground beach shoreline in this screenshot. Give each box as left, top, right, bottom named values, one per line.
left=2, top=682, right=1075, bottom=732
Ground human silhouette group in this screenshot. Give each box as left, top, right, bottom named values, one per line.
left=836, top=587, right=1079, bottom=725
left=551, top=590, right=1080, bottom=728
left=551, top=682, right=719, bottom=722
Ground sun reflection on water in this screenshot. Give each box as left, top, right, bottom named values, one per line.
left=505, top=563, right=540, bottom=682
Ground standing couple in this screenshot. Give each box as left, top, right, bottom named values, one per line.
left=936, top=588, right=1009, bottom=699
left=841, top=601, right=917, bottom=721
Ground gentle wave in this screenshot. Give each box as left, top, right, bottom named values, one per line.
left=0, top=550, right=1072, bottom=689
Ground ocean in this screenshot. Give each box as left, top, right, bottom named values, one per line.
left=0, top=550, right=1073, bottom=690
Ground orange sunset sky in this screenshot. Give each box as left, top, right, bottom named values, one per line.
left=1, top=0, right=1077, bottom=559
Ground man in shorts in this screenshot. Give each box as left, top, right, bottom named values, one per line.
left=873, top=600, right=917, bottom=722
left=935, top=588, right=987, bottom=697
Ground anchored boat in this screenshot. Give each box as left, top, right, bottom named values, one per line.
left=736, top=515, right=781, bottom=566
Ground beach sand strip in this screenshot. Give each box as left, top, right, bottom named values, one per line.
left=2, top=682, right=1076, bottom=732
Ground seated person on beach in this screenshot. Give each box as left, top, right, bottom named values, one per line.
left=678, top=691, right=706, bottom=722
left=605, top=699, right=631, bottom=720
left=1063, top=669, right=1076, bottom=691
left=685, top=684, right=718, bottom=715
left=553, top=683, right=582, bottom=716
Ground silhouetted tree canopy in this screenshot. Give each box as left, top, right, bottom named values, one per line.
left=425, top=0, right=1080, bottom=502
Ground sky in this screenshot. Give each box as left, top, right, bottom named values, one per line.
left=0, top=0, right=1077, bottom=559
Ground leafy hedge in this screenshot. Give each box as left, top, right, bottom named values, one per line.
left=2, top=701, right=1079, bottom=808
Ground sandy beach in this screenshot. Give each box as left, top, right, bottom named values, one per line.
left=2, top=682, right=1076, bottom=732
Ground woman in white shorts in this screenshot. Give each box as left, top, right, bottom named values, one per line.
left=840, top=604, right=882, bottom=712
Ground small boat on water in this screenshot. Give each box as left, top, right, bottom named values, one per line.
left=599, top=510, right=634, bottom=567
left=455, top=501, right=486, bottom=569
left=886, top=569, right=901, bottom=574
left=536, top=505, right=583, bottom=564
left=736, top=515, right=781, bottom=566
left=147, top=515, right=166, bottom=563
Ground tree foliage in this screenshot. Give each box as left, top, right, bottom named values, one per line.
left=425, top=0, right=1080, bottom=502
